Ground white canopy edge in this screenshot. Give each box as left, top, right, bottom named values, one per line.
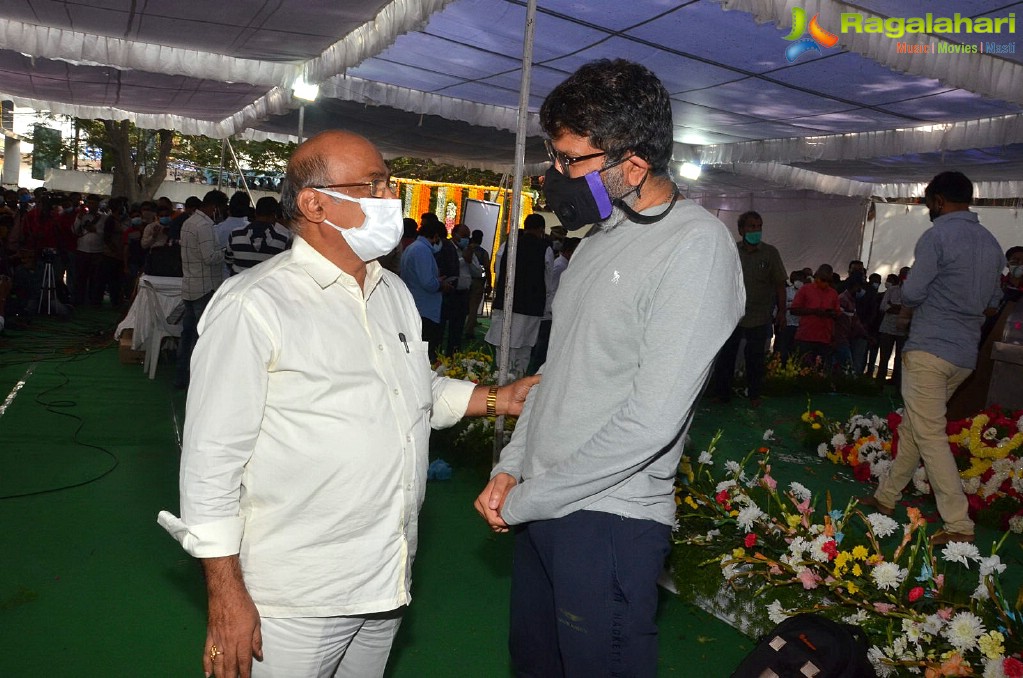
left=0, top=18, right=296, bottom=86
left=0, top=87, right=291, bottom=139
left=701, top=111, right=1023, bottom=165
left=0, top=0, right=455, bottom=89
left=727, top=161, right=1023, bottom=199
left=713, top=0, right=1023, bottom=106
left=318, top=76, right=544, bottom=136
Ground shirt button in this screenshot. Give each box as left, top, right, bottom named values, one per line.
left=378, top=344, right=384, bottom=351
left=393, top=388, right=399, bottom=395
left=406, top=434, right=412, bottom=442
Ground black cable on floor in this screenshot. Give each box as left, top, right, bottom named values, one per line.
left=0, top=350, right=120, bottom=500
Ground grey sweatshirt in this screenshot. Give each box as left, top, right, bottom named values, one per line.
left=494, top=198, right=745, bottom=527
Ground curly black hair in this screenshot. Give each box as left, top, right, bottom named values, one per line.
left=539, top=59, right=674, bottom=174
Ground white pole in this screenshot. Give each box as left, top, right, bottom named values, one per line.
left=225, top=138, right=253, bottom=203
left=494, top=0, right=538, bottom=464
left=298, top=105, right=306, bottom=146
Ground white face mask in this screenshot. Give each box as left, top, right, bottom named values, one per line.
left=315, top=188, right=403, bottom=262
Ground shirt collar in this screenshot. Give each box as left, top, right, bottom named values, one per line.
left=292, top=235, right=384, bottom=294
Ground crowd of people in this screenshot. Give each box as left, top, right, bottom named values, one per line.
left=3, top=57, right=1018, bottom=678
left=710, top=211, right=1023, bottom=407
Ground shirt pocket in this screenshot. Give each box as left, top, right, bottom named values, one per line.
left=402, top=339, right=434, bottom=412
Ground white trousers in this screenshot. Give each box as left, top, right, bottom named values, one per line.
left=252, top=611, right=403, bottom=678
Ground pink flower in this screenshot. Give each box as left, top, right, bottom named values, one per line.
left=769, top=565, right=782, bottom=575
left=933, top=575, right=944, bottom=592
left=908, top=587, right=924, bottom=602
left=798, top=569, right=819, bottom=590
left=937, top=607, right=953, bottom=621
left=744, top=533, right=757, bottom=548
left=796, top=499, right=811, bottom=515
left=873, top=603, right=896, bottom=614
left=760, top=474, right=777, bottom=491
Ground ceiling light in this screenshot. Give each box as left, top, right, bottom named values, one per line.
left=292, top=79, right=320, bottom=102
left=679, top=162, right=702, bottom=181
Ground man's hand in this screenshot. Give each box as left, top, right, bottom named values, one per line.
left=502, top=374, right=541, bottom=416
left=202, top=557, right=263, bottom=678
left=475, top=472, right=517, bottom=533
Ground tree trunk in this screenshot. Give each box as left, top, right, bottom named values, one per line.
left=101, top=121, right=174, bottom=203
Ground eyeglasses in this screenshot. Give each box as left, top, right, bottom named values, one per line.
left=544, top=139, right=606, bottom=171
left=312, top=179, right=399, bottom=198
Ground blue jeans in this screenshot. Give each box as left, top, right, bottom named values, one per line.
left=175, top=291, right=213, bottom=388
left=510, top=511, right=670, bottom=677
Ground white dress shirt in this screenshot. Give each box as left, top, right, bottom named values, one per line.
left=158, top=236, right=475, bottom=617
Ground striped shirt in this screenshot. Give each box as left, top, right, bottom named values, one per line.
left=225, top=220, right=292, bottom=275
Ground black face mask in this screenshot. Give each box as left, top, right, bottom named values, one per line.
left=541, top=165, right=613, bottom=231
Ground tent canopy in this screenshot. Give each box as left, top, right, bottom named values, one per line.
left=1, top=0, right=1022, bottom=197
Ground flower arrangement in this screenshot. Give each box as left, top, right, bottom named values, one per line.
left=673, top=432, right=1023, bottom=676
left=434, top=349, right=495, bottom=383
left=799, top=401, right=838, bottom=448
left=764, top=353, right=883, bottom=396
left=815, top=404, right=1023, bottom=534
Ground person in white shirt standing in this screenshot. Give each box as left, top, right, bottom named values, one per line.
left=158, top=130, right=538, bottom=678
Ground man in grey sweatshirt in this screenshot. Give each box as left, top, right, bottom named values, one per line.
left=475, top=59, right=744, bottom=676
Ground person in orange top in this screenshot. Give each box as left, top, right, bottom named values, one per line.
left=790, top=263, right=841, bottom=367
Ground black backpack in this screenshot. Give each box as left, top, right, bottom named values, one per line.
left=730, top=613, right=877, bottom=677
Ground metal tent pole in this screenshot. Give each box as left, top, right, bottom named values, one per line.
left=216, top=139, right=227, bottom=191
left=493, top=0, right=537, bottom=465
left=225, top=138, right=253, bottom=202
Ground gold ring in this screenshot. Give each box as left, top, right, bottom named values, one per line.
left=210, top=645, right=223, bottom=660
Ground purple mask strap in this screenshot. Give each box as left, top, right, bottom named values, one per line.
left=584, top=171, right=613, bottom=219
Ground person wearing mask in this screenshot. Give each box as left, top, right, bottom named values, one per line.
left=158, top=130, right=538, bottom=678
left=776, top=270, right=806, bottom=364
left=175, top=190, right=229, bottom=389
left=862, top=171, right=1004, bottom=545
left=874, top=273, right=908, bottom=385
left=438, top=223, right=479, bottom=356
left=790, top=264, right=841, bottom=367
left=401, top=218, right=449, bottom=361
left=709, top=210, right=786, bottom=407
left=72, top=194, right=110, bottom=306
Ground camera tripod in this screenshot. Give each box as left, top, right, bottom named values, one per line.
left=37, top=259, right=58, bottom=315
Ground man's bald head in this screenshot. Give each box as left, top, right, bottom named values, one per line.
left=279, top=131, right=386, bottom=230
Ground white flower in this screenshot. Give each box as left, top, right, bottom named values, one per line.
left=704, top=529, right=720, bottom=541
left=715, top=479, right=736, bottom=494
left=789, top=481, right=812, bottom=502
left=843, top=609, right=869, bottom=625
left=943, top=610, right=985, bottom=653
left=1010, top=515, right=1023, bottom=534
left=922, top=614, right=945, bottom=636
left=972, top=582, right=991, bottom=601
left=762, top=429, right=774, bottom=441
left=737, top=504, right=764, bottom=532
left=817, top=442, right=828, bottom=458
left=870, top=458, right=892, bottom=481
left=871, top=561, right=907, bottom=590
left=767, top=600, right=788, bottom=624
left=831, top=432, right=848, bottom=447
left=912, top=466, right=931, bottom=495
left=962, top=476, right=982, bottom=494
left=868, top=646, right=895, bottom=677
left=1017, top=414, right=1023, bottom=433
left=984, top=657, right=1008, bottom=678
left=724, top=460, right=741, bottom=475
left=941, top=541, right=981, bottom=567
left=808, top=534, right=832, bottom=563
left=979, top=555, right=1006, bottom=577
left=866, top=513, right=899, bottom=538
left=697, top=450, right=713, bottom=465
left=788, top=536, right=810, bottom=558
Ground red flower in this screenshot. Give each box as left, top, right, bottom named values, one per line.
left=908, top=586, right=924, bottom=602
left=715, top=490, right=730, bottom=505
left=821, top=539, right=837, bottom=561
left=853, top=462, right=872, bottom=482
left=1004, top=657, right=1023, bottom=678
left=744, top=533, right=757, bottom=548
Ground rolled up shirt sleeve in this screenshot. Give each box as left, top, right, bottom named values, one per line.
left=429, top=375, right=476, bottom=429
left=157, top=289, right=275, bottom=558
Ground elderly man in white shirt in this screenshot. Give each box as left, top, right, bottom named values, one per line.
left=158, top=130, right=537, bottom=678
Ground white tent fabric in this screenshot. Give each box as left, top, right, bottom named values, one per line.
left=0, top=0, right=1021, bottom=199
left=869, top=203, right=1023, bottom=277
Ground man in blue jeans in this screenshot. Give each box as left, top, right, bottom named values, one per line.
left=475, top=59, right=743, bottom=676
left=175, top=190, right=228, bottom=389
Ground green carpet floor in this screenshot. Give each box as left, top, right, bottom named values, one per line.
left=0, top=313, right=750, bottom=676
left=2, top=312, right=1015, bottom=676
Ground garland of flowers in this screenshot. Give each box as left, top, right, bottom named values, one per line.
left=674, top=432, right=1023, bottom=677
